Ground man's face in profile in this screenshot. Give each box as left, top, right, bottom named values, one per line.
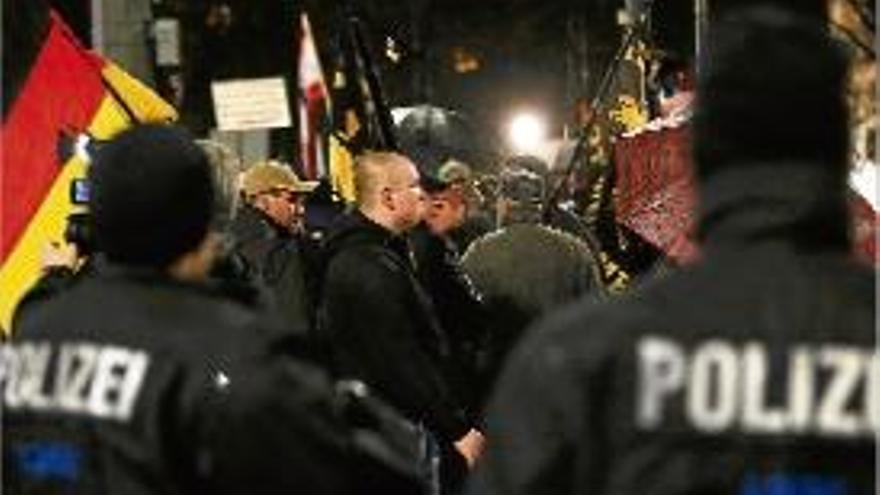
left=255, top=188, right=307, bottom=233
left=426, top=189, right=466, bottom=236
left=388, top=160, right=425, bottom=232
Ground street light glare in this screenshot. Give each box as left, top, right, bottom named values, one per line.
left=508, top=113, right=546, bottom=153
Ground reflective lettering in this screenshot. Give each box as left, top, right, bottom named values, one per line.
left=88, top=347, right=149, bottom=420
left=816, top=348, right=861, bottom=437
left=18, top=343, right=53, bottom=410
left=637, top=337, right=685, bottom=428
left=742, top=343, right=786, bottom=433
left=2, top=342, right=150, bottom=422
left=687, top=341, right=737, bottom=433
left=3, top=345, right=23, bottom=408
left=55, top=344, right=99, bottom=414
left=635, top=337, right=876, bottom=438
left=784, top=347, right=814, bottom=432
left=865, top=353, right=879, bottom=432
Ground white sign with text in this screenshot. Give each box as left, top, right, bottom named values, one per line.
left=211, top=78, right=291, bottom=131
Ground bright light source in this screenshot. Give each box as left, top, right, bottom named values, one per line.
left=385, top=36, right=402, bottom=63
left=391, top=107, right=415, bottom=125
left=508, top=113, right=546, bottom=153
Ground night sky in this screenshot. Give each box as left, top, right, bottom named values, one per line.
left=34, top=0, right=821, bottom=153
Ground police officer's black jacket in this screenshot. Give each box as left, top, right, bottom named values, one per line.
left=468, top=164, right=876, bottom=495
left=3, top=265, right=422, bottom=495
left=317, top=210, right=472, bottom=442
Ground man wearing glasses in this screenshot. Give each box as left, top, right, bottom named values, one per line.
left=229, top=161, right=319, bottom=332
left=318, top=151, right=484, bottom=494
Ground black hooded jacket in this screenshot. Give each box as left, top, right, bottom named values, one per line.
left=317, top=211, right=472, bottom=442
left=4, top=266, right=421, bottom=495
left=468, top=163, right=876, bottom=495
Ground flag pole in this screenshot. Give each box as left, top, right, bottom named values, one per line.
left=695, top=0, right=709, bottom=65
left=544, top=1, right=653, bottom=220
left=340, top=0, right=399, bottom=151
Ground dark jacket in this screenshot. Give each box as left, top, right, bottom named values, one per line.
left=11, top=266, right=80, bottom=331
left=460, top=222, right=603, bottom=408
left=449, top=213, right=495, bottom=253
left=229, top=205, right=318, bottom=332
left=468, top=165, right=876, bottom=495
left=4, top=266, right=421, bottom=495
left=317, top=211, right=472, bottom=442
left=410, top=224, right=487, bottom=421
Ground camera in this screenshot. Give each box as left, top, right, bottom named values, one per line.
left=64, top=179, right=95, bottom=254
left=70, top=178, right=90, bottom=205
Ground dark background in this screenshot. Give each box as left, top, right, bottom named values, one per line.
left=28, top=0, right=827, bottom=149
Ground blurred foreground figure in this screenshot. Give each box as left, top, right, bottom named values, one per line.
left=3, top=125, right=421, bottom=495
left=469, top=7, right=876, bottom=495
left=461, top=164, right=603, bottom=411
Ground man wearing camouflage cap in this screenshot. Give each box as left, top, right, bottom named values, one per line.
left=240, top=160, right=319, bottom=234
left=229, top=160, right=320, bottom=332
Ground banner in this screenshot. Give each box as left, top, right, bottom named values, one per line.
left=0, top=10, right=176, bottom=331
left=613, top=123, right=698, bottom=263
left=298, top=13, right=330, bottom=180
left=613, top=122, right=878, bottom=267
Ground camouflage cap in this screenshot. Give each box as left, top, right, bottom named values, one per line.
left=241, top=160, right=318, bottom=197
left=437, top=160, right=473, bottom=185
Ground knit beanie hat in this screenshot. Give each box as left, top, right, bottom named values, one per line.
left=89, top=124, right=215, bottom=267
left=693, top=6, right=849, bottom=179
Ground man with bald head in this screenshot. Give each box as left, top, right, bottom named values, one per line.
left=318, top=152, right=483, bottom=493
left=353, top=151, right=426, bottom=232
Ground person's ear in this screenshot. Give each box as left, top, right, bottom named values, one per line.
left=381, top=187, right=396, bottom=210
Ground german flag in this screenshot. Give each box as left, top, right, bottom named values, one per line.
left=0, top=6, right=176, bottom=332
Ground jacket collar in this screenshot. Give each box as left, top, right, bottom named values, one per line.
left=96, top=261, right=225, bottom=295
left=697, top=162, right=850, bottom=253
left=235, top=204, right=290, bottom=239
left=325, top=210, right=412, bottom=261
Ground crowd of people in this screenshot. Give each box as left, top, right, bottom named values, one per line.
left=2, top=5, right=875, bottom=495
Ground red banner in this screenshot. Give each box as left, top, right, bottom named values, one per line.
left=613, top=123, right=877, bottom=266
left=613, top=124, right=698, bottom=263
left=298, top=13, right=330, bottom=180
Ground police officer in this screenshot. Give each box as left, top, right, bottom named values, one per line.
left=468, top=7, right=876, bottom=495
left=3, top=125, right=421, bottom=495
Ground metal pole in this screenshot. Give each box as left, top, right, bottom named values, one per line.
left=695, top=0, right=708, bottom=63
left=90, top=0, right=104, bottom=52
left=545, top=22, right=641, bottom=215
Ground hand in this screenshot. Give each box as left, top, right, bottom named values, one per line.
left=41, top=241, right=79, bottom=271
left=454, top=428, right=485, bottom=469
